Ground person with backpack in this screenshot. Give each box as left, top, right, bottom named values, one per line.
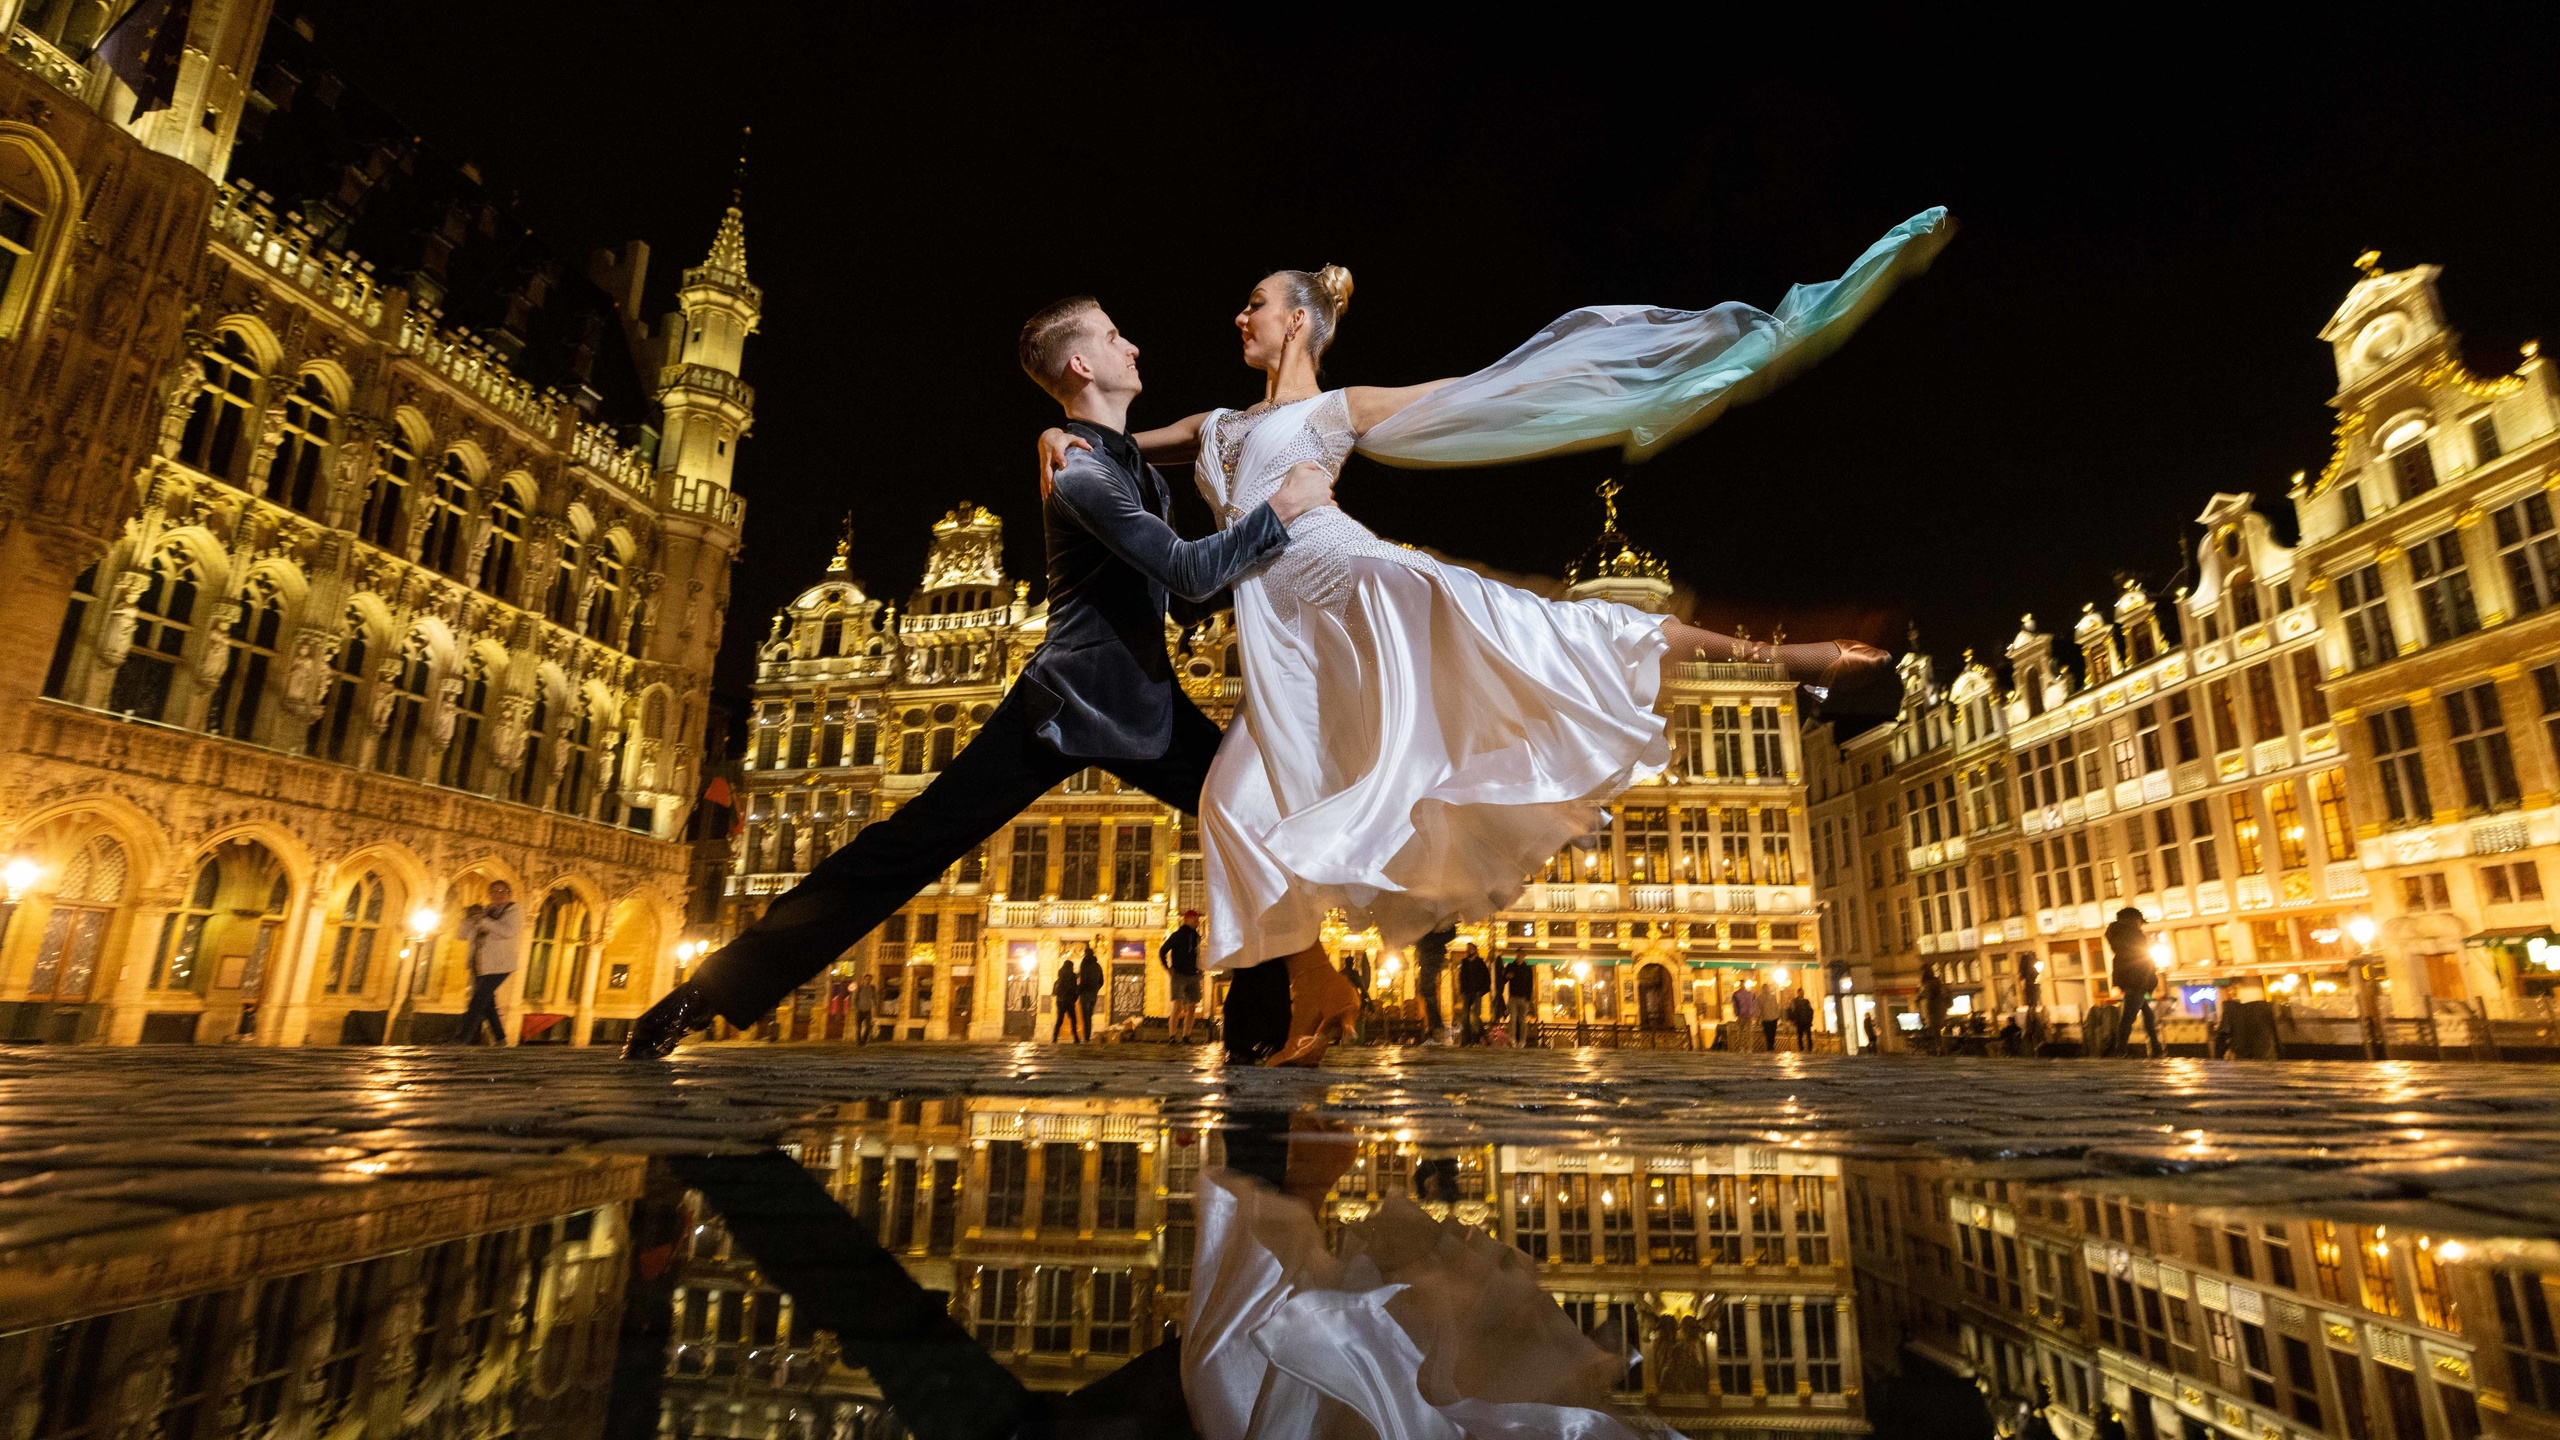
left=2106, top=907, right=2164, bottom=1058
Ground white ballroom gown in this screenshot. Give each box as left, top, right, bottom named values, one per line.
left=1193, top=208, right=1953, bottom=971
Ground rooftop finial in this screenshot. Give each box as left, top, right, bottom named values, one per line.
left=734, top=124, right=751, bottom=207
left=1597, top=476, right=1623, bottom=529
left=2353, top=248, right=2383, bottom=279
left=829, top=513, right=851, bottom=571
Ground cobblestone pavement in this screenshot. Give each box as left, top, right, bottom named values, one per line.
left=6, top=1044, right=2560, bottom=1270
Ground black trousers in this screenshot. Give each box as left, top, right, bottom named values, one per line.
left=694, top=689, right=1232, bottom=1025
left=460, top=972, right=507, bottom=1045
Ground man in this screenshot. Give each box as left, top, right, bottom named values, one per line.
left=1077, top=940, right=1106, bottom=1043
left=1500, top=955, right=1534, bottom=1043
left=1784, top=988, right=1815, bottom=1051
left=625, top=298, right=1332, bottom=1059
left=1731, top=981, right=1759, bottom=1052
left=457, top=881, right=523, bottom=1046
left=2106, top=906, right=2164, bottom=1058
left=851, top=969, right=877, bottom=1045
left=1160, top=909, right=1203, bottom=1044
left=1414, top=925, right=1453, bottom=1043
left=1457, top=944, right=1493, bottom=1044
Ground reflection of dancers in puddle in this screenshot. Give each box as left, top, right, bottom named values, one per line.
left=1043, top=211, right=1949, bottom=1065
left=1191, top=1114, right=1667, bottom=1439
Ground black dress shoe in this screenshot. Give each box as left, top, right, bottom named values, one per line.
left=623, top=982, right=718, bottom=1060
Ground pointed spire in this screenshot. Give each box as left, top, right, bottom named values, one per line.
left=685, top=125, right=756, bottom=299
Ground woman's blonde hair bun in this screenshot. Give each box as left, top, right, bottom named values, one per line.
left=1313, top=263, right=1354, bottom=319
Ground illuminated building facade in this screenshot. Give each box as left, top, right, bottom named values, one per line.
left=2293, top=257, right=2560, bottom=1021
left=0, top=10, right=741, bottom=1046
left=1816, top=500, right=2375, bottom=1047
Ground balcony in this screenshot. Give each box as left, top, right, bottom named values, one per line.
left=669, top=474, right=746, bottom=531
left=985, top=899, right=1164, bottom=931
left=2323, top=861, right=2368, bottom=899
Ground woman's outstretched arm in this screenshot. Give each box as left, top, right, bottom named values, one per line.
left=1037, top=412, right=1207, bottom=496
left=1343, top=381, right=1460, bottom=437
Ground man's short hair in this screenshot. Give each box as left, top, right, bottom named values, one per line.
left=1019, top=296, right=1101, bottom=398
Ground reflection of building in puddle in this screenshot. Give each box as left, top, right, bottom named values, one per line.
left=1845, top=1156, right=2560, bottom=1440
left=661, top=1097, right=1864, bottom=1436
left=1357, top=1138, right=1863, bottom=1434
left=0, top=1156, right=643, bottom=1436
left=660, top=1093, right=1210, bottom=1434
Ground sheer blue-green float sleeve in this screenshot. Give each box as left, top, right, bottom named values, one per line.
left=1358, top=208, right=1953, bottom=467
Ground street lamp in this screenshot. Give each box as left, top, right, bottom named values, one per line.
left=1572, top=959, right=1592, bottom=1038
left=2348, top=913, right=2384, bottom=1060
left=0, top=856, right=41, bottom=953
left=391, top=905, right=441, bottom=1043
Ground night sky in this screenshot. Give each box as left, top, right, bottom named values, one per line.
left=290, top=5, right=2560, bottom=725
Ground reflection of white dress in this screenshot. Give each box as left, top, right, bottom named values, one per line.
left=1194, top=209, right=1954, bottom=970
left=1195, top=390, right=1669, bottom=970
left=1183, top=1169, right=1660, bottom=1440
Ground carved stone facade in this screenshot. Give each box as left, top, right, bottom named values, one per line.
left=0, top=11, right=749, bottom=1045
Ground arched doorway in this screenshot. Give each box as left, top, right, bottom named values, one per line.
left=1637, top=963, right=1676, bottom=1031
left=147, top=839, right=292, bottom=1044
left=590, top=898, right=660, bottom=1048
left=8, top=831, right=132, bottom=1042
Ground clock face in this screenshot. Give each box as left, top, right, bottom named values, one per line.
left=2354, top=311, right=2409, bottom=369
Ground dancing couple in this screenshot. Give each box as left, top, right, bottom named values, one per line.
left=625, top=208, right=1950, bottom=1068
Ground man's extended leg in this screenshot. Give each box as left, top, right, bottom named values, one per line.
left=662, top=696, right=1074, bottom=1038
left=2137, top=993, right=2164, bottom=1057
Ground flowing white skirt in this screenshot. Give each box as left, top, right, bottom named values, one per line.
left=1200, top=544, right=1668, bottom=971
left=1183, top=1169, right=1661, bottom=1440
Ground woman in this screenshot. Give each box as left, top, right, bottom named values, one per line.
left=1043, top=211, right=1948, bottom=1065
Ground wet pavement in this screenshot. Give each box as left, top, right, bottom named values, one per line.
left=5, top=1045, right=2558, bottom=1438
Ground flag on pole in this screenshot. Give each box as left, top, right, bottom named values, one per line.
left=96, top=0, right=192, bottom=120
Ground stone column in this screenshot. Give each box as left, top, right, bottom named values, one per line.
left=101, top=885, right=184, bottom=1045
left=267, top=860, right=341, bottom=1047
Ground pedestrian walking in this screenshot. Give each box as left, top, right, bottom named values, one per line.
left=1415, top=925, right=1453, bottom=1042
left=2105, top=907, right=2164, bottom=1058
left=1457, top=945, right=1493, bottom=1044
left=1076, top=943, right=1106, bottom=1042
left=1501, top=956, right=1534, bottom=1043
left=852, top=970, right=879, bottom=1044
left=1052, top=958, right=1081, bottom=1042
left=456, top=881, right=523, bottom=1046
left=1860, top=1009, right=1880, bottom=1053
left=1732, top=982, right=1760, bottom=1052
left=1161, top=910, right=1204, bottom=1044
left=1785, top=989, right=1815, bottom=1051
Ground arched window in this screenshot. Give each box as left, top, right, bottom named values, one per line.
left=0, top=152, right=53, bottom=340
left=26, top=835, right=125, bottom=1002
left=420, top=453, right=473, bottom=577
left=205, top=577, right=284, bottom=741
left=310, top=608, right=369, bottom=763
left=361, top=424, right=419, bottom=550
left=483, top=482, right=527, bottom=599
left=106, top=549, right=201, bottom=722
left=177, top=332, right=260, bottom=483
left=438, top=655, right=492, bottom=793
left=274, top=373, right=336, bottom=516
left=510, top=693, right=550, bottom=805
left=585, top=541, right=625, bottom=645
left=151, top=855, right=224, bottom=991
left=557, top=705, right=597, bottom=816
left=323, top=872, right=386, bottom=995
left=930, top=701, right=958, bottom=771
left=818, top=611, right=844, bottom=658
left=524, top=890, right=593, bottom=1006
left=41, top=562, right=98, bottom=700
left=548, top=532, right=583, bottom=626
left=373, top=637, right=432, bottom=778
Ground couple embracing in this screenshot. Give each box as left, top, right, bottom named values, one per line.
left=627, top=212, right=1950, bottom=1066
